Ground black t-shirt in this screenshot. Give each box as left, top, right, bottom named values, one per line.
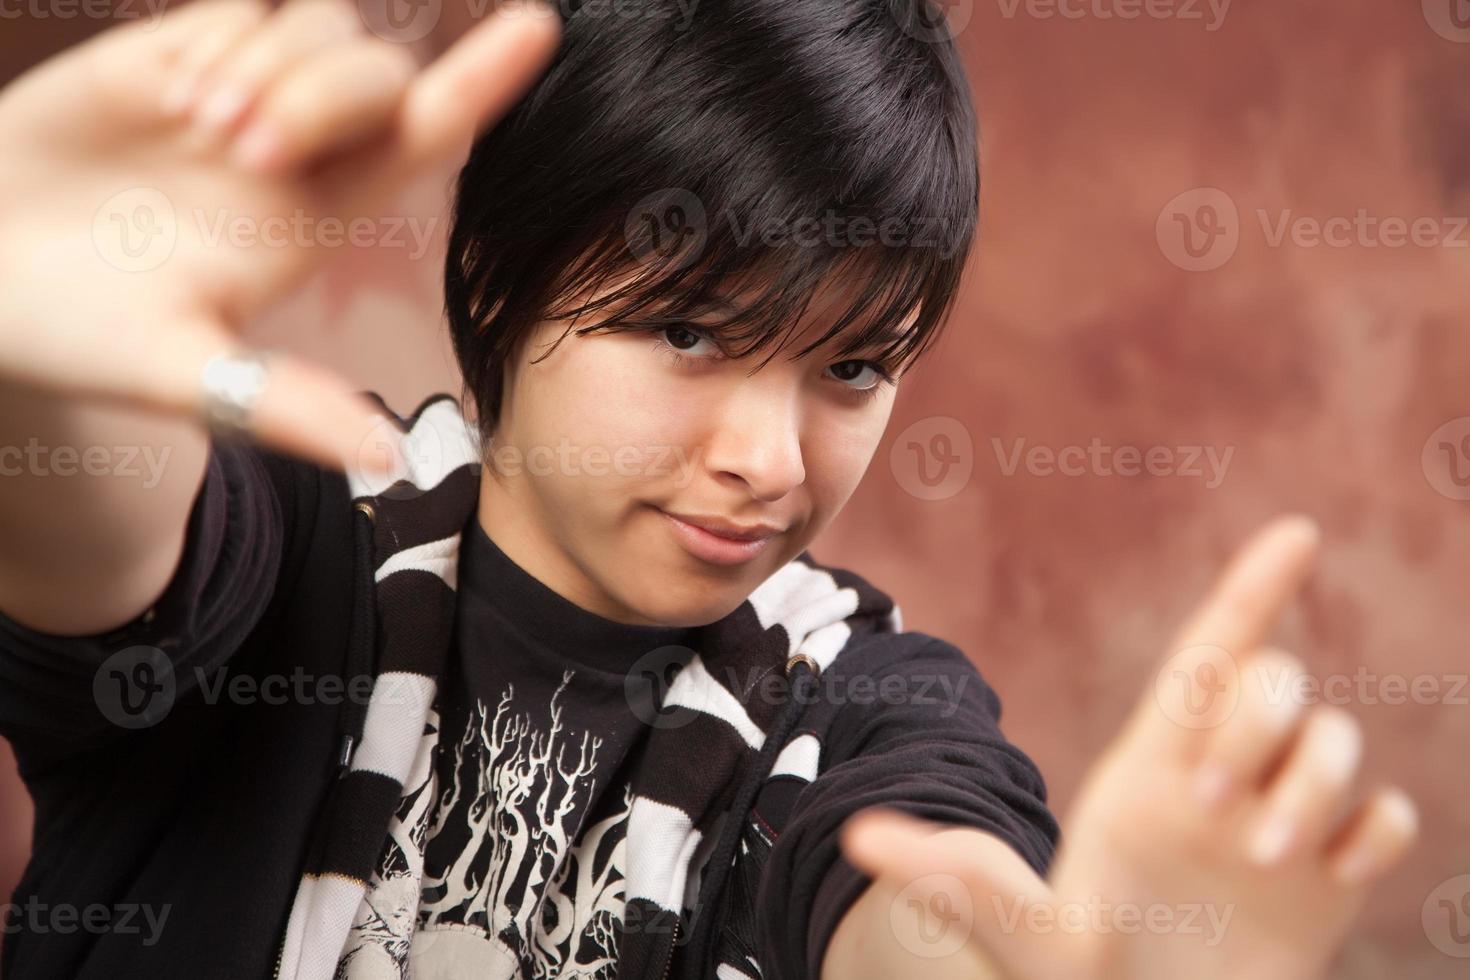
left=335, top=517, right=698, bottom=977
left=0, top=434, right=1060, bottom=980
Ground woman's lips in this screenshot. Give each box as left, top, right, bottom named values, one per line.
left=659, top=510, right=777, bottom=566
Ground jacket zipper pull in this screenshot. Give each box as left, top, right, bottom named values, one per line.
left=337, top=734, right=356, bottom=776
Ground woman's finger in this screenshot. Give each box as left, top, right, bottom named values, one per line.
left=113, top=315, right=400, bottom=477
left=158, top=0, right=275, bottom=115
left=1172, top=516, right=1320, bottom=661
left=1121, top=516, right=1320, bottom=764
left=1324, top=786, right=1418, bottom=886
left=1192, top=647, right=1308, bottom=810
left=95, top=0, right=265, bottom=63
left=231, top=38, right=419, bottom=173
left=389, top=2, right=562, bottom=177
left=186, top=0, right=367, bottom=138
left=45, top=0, right=268, bottom=131
left=225, top=352, right=402, bottom=476
left=1243, top=706, right=1363, bottom=867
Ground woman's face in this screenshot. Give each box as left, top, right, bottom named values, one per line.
left=477, top=282, right=906, bottom=628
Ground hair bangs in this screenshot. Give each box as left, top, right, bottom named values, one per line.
left=529, top=149, right=973, bottom=377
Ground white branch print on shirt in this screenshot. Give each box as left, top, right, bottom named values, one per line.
left=338, top=669, right=632, bottom=979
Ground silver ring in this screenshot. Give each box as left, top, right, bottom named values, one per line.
left=200, top=349, right=273, bottom=436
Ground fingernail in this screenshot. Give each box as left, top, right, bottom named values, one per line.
left=1249, top=813, right=1295, bottom=865
left=1193, top=764, right=1232, bottom=810
left=196, top=86, right=249, bottom=134
left=1280, top=514, right=1321, bottom=547
left=232, top=123, right=282, bottom=172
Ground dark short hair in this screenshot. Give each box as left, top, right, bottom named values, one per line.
left=444, top=0, right=979, bottom=441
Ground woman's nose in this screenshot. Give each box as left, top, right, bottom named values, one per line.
left=701, top=390, right=807, bottom=502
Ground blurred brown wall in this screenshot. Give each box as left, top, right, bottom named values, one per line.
left=3, top=1, right=1469, bottom=976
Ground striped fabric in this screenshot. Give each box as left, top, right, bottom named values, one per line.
left=271, top=393, right=902, bottom=979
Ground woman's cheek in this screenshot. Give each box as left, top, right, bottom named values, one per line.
left=798, top=411, right=889, bottom=532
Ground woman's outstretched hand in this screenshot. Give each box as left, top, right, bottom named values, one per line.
left=0, top=0, right=561, bottom=471
left=839, top=516, right=1419, bottom=980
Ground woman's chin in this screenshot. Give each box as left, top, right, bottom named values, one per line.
left=615, top=571, right=750, bottom=630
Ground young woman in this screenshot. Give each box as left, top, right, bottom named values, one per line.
left=0, top=1, right=1417, bottom=978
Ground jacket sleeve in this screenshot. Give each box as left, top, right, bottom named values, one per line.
left=753, top=631, right=1061, bottom=980
left=0, top=435, right=286, bottom=770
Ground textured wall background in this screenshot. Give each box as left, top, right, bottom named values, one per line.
left=3, top=0, right=1468, bottom=975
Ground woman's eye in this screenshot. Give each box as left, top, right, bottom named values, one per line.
left=825, top=359, right=886, bottom=390
left=660, top=326, right=722, bottom=358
